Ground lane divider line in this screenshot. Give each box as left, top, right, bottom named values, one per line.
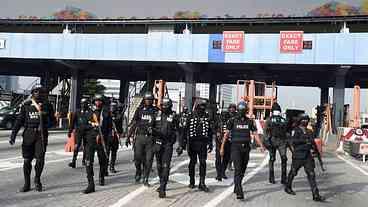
left=337, top=154, right=368, bottom=176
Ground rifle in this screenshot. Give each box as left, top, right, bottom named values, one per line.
left=31, top=98, right=45, bottom=155
left=92, top=111, right=109, bottom=158
left=112, top=117, right=123, bottom=148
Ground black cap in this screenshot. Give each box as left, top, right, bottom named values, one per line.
left=143, top=92, right=154, bottom=100
left=81, top=98, right=89, bottom=104
left=161, top=98, right=173, bottom=109
left=271, top=102, right=282, bottom=112
left=298, top=113, right=310, bottom=123
left=228, top=103, right=237, bottom=110
left=31, top=84, right=45, bottom=94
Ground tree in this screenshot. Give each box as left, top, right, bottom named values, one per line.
left=81, top=79, right=105, bottom=97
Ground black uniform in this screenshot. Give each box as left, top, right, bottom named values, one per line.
left=181, top=107, right=214, bottom=192
left=10, top=98, right=56, bottom=192
left=83, top=106, right=111, bottom=193
left=215, top=111, right=233, bottom=181
left=68, top=106, right=90, bottom=168
left=153, top=108, right=179, bottom=197
left=264, top=114, right=288, bottom=184
left=107, top=106, right=123, bottom=173
left=130, top=105, right=158, bottom=185
left=226, top=114, right=257, bottom=198
left=285, top=125, right=325, bottom=201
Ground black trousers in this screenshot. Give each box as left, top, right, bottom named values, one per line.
left=155, top=142, right=174, bottom=191
left=134, top=135, right=154, bottom=180
left=106, top=134, right=119, bottom=167
left=22, top=128, right=48, bottom=185
left=287, top=156, right=320, bottom=196
left=188, top=140, right=208, bottom=184
left=268, top=140, right=288, bottom=182
left=215, top=139, right=231, bottom=178
left=72, top=128, right=86, bottom=163
left=85, top=136, right=108, bottom=181
left=231, top=142, right=250, bottom=195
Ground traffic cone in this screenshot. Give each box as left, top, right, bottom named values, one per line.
left=65, top=131, right=76, bottom=152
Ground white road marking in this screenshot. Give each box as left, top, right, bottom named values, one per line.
left=203, top=155, right=269, bottom=207
left=109, top=159, right=190, bottom=207
left=337, top=154, right=368, bottom=176
left=0, top=135, right=67, bottom=144
left=170, top=173, right=234, bottom=186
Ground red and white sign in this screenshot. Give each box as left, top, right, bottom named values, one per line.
left=280, top=31, right=303, bottom=53
left=223, top=31, right=244, bottom=53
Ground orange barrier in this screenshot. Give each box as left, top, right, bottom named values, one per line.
left=65, top=130, right=76, bottom=152
left=314, top=138, right=323, bottom=155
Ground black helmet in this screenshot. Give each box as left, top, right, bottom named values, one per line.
left=143, top=92, right=154, bottom=100
left=81, top=98, right=89, bottom=104
left=228, top=103, right=237, bottom=110
left=271, top=102, right=282, bottom=112
left=298, top=113, right=310, bottom=123
left=161, top=98, right=173, bottom=110
left=31, top=84, right=46, bottom=94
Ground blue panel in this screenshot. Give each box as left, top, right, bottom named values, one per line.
left=177, top=35, right=192, bottom=62
left=146, top=34, right=162, bottom=61
left=62, top=35, right=76, bottom=59
left=315, top=34, right=335, bottom=64
left=103, top=35, right=119, bottom=60
left=208, top=34, right=224, bottom=63
left=335, top=34, right=355, bottom=64
left=86, top=35, right=104, bottom=59
left=0, top=33, right=10, bottom=57
left=131, top=35, right=147, bottom=61
left=296, top=34, right=315, bottom=64
left=354, top=33, right=368, bottom=65
left=9, top=34, right=24, bottom=58
left=258, top=34, right=279, bottom=64
left=161, top=34, right=177, bottom=61
left=192, top=34, right=209, bottom=62
left=49, top=34, right=63, bottom=58
left=243, top=34, right=259, bottom=63
left=117, top=35, right=132, bottom=60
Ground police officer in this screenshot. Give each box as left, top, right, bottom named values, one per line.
left=68, top=98, right=90, bottom=168
left=126, top=92, right=158, bottom=186
left=9, top=84, right=56, bottom=192
left=107, top=101, right=123, bottom=173
left=284, top=114, right=325, bottom=202
left=152, top=98, right=179, bottom=198
left=83, top=95, right=111, bottom=194
left=223, top=101, right=265, bottom=200
left=177, top=99, right=214, bottom=192
left=264, top=103, right=288, bottom=184
left=215, top=103, right=237, bottom=181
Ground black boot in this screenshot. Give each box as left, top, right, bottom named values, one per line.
left=83, top=178, right=95, bottom=194
left=34, top=159, right=44, bottom=192
left=135, top=173, right=142, bottom=183
left=68, top=161, right=76, bottom=168
left=198, top=177, right=209, bottom=192
left=188, top=176, right=196, bottom=189
left=313, top=194, right=325, bottom=202
left=269, top=170, right=276, bottom=184
left=99, top=176, right=105, bottom=186
left=281, top=159, right=287, bottom=185
left=34, top=177, right=43, bottom=192
left=19, top=160, right=32, bottom=192
left=143, top=177, right=150, bottom=187
left=110, top=159, right=117, bottom=173
left=158, top=185, right=166, bottom=198
left=285, top=169, right=296, bottom=195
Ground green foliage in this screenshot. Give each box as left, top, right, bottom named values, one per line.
left=81, top=79, right=105, bottom=97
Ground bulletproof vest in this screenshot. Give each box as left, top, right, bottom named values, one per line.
left=112, top=111, right=123, bottom=134
left=220, top=112, right=231, bottom=132
left=292, top=127, right=313, bottom=159
left=154, top=111, right=177, bottom=140
left=76, top=109, right=90, bottom=127
left=86, top=108, right=111, bottom=137
left=269, top=115, right=287, bottom=139
left=136, top=106, right=157, bottom=135
left=23, top=101, right=52, bottom=129
left=231, top=117, right=252, bottom=144
left=188, top=112, right=210, bottom=140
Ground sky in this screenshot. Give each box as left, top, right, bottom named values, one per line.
left=0, top=0, right=363, bottom=18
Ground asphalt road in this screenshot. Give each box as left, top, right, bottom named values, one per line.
left=0, top=130, right=367, bottom=207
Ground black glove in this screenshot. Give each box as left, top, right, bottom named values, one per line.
left=176, top=147, right=183, bottom=156
left=207, top=143, right=213, bottom=153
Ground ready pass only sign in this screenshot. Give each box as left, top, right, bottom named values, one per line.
left=280, top=31, right=303, bottom=53
left=223, top=31, right=244, bottom=53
